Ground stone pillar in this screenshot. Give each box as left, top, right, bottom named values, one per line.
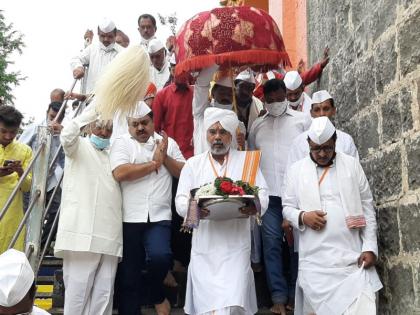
left=306, top=1, right=420, bottom=313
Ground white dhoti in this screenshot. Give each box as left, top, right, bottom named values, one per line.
left=176, top=149, right=269, bottom=315
left=62, top=251, right=118, bottom=315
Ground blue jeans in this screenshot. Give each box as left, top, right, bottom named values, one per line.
left=262, top=196, right=292, bottom=305
left=118, top=221, right=172, bottom=315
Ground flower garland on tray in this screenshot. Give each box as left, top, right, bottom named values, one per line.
left=181, top=177, right=260, bottom=232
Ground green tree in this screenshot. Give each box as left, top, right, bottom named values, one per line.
left=0, top=10, right=25, bottom=105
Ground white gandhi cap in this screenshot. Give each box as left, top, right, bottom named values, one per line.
left=284, top=71, right=303, bottom=90
left=98, top=17, right=116, bottom=33
left=0, top=249, right=35, bottom=307
left=307, top=116, right=336, bottom=145
left=312, top=90, right=333, bottom=104
left=148, top=39, right=165, bottom=54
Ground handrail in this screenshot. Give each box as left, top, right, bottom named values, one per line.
left=42, top=173, right=63, bottom=221
left=7, top=189, right=41, bottom=249
left=36, top=207, right=60, bottom=273
left=0, top=142, right=45, bottom=222
left=53, top=79, right=78, bottom=124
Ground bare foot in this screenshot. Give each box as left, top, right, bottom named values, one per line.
left=155, top=298, right=171, bottom=315
left=270, top=303, right=286, bottom=315
left=163, top=270, right=178, bottom=288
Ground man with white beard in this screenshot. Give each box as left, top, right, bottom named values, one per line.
left=192, top=65, right=246, bottom=155
left=176, top=107, right=269, bottom=315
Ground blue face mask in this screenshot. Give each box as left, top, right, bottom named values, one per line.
left=90, top=134, right=110, bottom=150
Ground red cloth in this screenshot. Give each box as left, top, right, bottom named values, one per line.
left=152, top=83, right=194, bottom=159
left=175, top=6, right=291, bottom=76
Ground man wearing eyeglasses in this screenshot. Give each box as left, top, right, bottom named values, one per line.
left=282, top=117, right=382, bottom=315
left=0, top=249, right=50, bottom=315
left=287, top=90, right=359, bottom=168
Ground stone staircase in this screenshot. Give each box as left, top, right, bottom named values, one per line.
left=35, top=256, right=288, bottom=315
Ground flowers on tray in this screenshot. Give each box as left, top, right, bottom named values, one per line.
left=195, top=177, right=259, bottom=199
left=180, top=177, right=261, bottom=233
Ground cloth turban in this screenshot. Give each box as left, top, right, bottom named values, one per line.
left=0, top=249, right=34, bottom=307
left=308, top=116, right=336, bottom=145
left=204, top=107, right=239, bottom=136
left=98, top=17, right=116, bottom=33
left=284, top=71, right=303, bottom=90
left=312, top=90, right=333, bottom=104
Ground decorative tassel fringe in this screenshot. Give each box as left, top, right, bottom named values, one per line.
left=175, top=49, right=291, bottom=77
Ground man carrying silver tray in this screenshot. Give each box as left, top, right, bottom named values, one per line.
left=175, top=107, right=269, bottom=315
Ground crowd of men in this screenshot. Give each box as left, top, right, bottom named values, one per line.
left=0, top=11, right=382, bottom=315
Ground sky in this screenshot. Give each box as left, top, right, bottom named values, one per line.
left=2, top=0, right=216, bottom=122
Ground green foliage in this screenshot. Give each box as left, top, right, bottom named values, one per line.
left=0, top=10, right=25, bottom=105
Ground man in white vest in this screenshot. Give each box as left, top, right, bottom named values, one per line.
left=55, top=102, right=122, bottom=315
left=0, top=249, right=50, bottom=314
left=282, top=117, right=382, bottom=315
left=176, top=107, right=269, bottom=315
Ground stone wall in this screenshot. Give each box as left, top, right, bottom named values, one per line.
left=306, top=0, right=420, bottom=314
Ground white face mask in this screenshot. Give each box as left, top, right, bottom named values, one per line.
left=288, top=93, right=304, bottom=108
left=212, top=100, right=233, bottom=111
left=265, top=101, right=288, bottom=117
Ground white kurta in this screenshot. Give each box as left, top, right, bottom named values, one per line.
left=176, top=149, right=269, bottom=315
left=150, top=62, right=170, bottom=91
left=288, top=92, right=312, bottom=114
left=54, top=105, right=123, bottom=258
left=282, top=155, right=382, bottom=315
left=248, top=109, right=312, bottom=197
left=287, top=129, right=359, bottom=168
left=70, top=42, right=124, bottom=94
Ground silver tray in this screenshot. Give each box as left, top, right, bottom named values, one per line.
left=198, top=195, right=256, bottom=221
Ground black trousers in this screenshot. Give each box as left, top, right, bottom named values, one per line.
left=117, top=221, right=172, bottom=315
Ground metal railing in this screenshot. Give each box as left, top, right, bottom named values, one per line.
left=0, top=79, right=86, bottom=272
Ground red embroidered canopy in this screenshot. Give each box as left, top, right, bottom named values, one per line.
left=174, top=6, right=291, bottom=77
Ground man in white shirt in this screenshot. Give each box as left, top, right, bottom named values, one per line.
left=138, top=14, right=157, bottom=49
left=148, top=39, right=170, bottom=91
left=287, top=90, right=359, bottom=167
left=54, top=103, right=122, bottom=315
left=284, top=71, right=312, bottom=114
left=248, top=79, right=311, bottom=315
left=282, top=117, right=382, bottom=315
left=70, top=18, right=124, bottom=94
left=0, top=249, right=51, bottom=315
left=176, top=107, right=269, bottom=315
left=110, top=102, right=185, bottom=315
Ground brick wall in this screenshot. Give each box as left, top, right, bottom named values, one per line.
left=306, top=0, right=420, bottom=314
